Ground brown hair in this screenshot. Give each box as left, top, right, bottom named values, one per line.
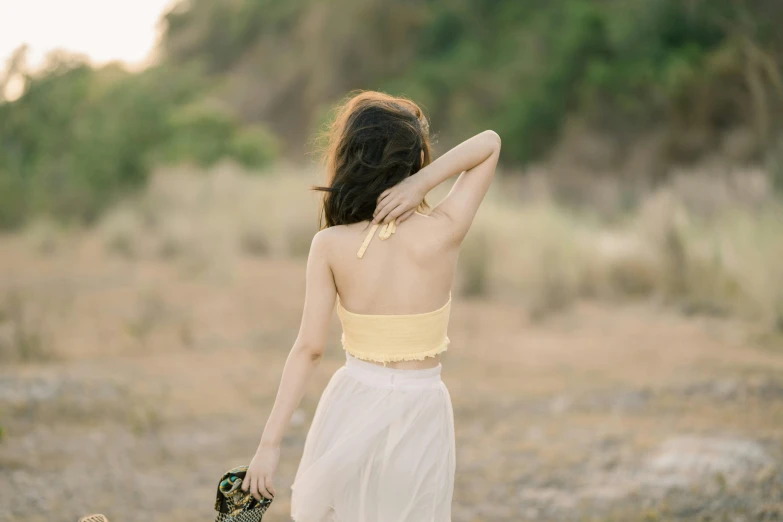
left=312, top=91, right=432, bottom=229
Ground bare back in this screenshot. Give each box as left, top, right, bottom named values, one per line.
left=326, top=209, right=458, bottom=320
left=292, top=130, right=500, bottom=373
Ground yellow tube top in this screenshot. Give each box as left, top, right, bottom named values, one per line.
left=335, top=217, right=452, bottom=364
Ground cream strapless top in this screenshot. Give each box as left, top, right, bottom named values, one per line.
left=335, top=216, right=451, bottom=364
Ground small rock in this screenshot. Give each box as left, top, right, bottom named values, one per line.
left=548, top=395, right=571, bottom=415
left=644, top=436, right=769, bottom=489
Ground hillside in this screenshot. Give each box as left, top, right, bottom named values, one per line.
left=160, top=0, right=783, bottom=168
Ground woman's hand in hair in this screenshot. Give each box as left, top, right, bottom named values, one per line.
left=373, top=175, right=428, bottom=225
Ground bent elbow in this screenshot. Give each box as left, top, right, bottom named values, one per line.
left=293, top=341, right=325, bottom=361
left=484, top=130, right=501, bottom=152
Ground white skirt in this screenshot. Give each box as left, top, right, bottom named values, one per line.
left=290, top=352, right=456, bottom=522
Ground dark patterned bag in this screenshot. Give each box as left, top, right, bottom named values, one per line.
left=214, top=465, right=273, bottom=522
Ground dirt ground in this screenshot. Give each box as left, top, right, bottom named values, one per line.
left=1, top=232, right=782, bottom=522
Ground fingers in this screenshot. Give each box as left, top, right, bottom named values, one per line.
left=249, top=475, right=262, bottom=502
left=373, top=198, right=397, bottom=224
left=379, top=201, right=402, bottom=224
left=244, top=473, right=274, bottom=501
left=397, top=208, right=415, bottom=224
left=376, top=188, right=392, bottom=204
left=261, top=476, right=276, bottom=499
left=374, top=192, right=393, bottom=221
left=243, top=475, right=254, bottom=497
left=383, top=203, right=406, bottom=224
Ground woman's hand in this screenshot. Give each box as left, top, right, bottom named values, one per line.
left=242, top=443, right=280, bottom=501
left=373, top=174, right=428, bottom=225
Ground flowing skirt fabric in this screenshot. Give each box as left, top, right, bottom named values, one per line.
left=290, top=352, right=456, bottom=522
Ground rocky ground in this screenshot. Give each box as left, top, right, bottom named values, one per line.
left=1, top=234, right=782, bottom=521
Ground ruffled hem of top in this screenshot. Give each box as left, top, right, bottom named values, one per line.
left=343, top=341, right=449, bottom=363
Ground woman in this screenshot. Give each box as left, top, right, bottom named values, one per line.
left=242, top=91, right=501, bottom=521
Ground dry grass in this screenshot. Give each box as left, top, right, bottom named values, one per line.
left=461, top=169, right=783, bottom=332
left=23, top=218, right=64, bottom=255
left=75, top=161, right=783, bottom=335
left=4, top=161, right=781, bottom=357
left=94, top=161, right=322, bottom=267
left=0, top=291, right=53, bottom=362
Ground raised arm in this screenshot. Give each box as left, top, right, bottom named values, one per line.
left=373, top=130, right=501, bottom=244
left=243, top=230, right=336, bottom=501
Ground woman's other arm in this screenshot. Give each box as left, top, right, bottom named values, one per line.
left=373, top=130, right=501, bottom=244
left=242, top=230, right=336, bottom=501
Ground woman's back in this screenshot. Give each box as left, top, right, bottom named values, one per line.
left=327, top=209, right=457, bottom=317
left=324, top=209, right=458, bottom=369
left=315, top=125, right=501, bottom=369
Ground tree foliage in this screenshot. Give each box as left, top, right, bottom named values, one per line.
left=162, top=0, right=783, bottom=164
left=0, top=51, right=278, bottom=228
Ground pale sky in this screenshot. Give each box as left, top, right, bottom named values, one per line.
left=0, top=0, right=177, bottom=70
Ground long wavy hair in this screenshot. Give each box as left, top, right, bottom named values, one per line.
left=312, top=91, right=433, bottom=229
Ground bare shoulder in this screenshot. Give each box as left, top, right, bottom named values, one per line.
left=316, top=222, right=369, bottom=243
left=309, top=223, right=365, bottom=255
left=309, top=227, right=336, bottom=256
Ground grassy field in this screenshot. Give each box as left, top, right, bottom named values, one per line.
left=1, top=163, right=782, bottom=521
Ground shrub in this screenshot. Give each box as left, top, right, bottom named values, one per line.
left=0, top=51, right=280, bottom=228
left=163, top=100, right=238, bottom=167
left=229, top=125, right=280, bottom=170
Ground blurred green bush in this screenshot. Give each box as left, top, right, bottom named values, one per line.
left=0, top=53, right=279, bottom=228
left=164, top=102, right=280, bottom=168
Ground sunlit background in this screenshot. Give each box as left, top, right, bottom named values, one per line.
left=0, top=0, right=172, bottom=66
left=1, top=1, right=783, bottom=521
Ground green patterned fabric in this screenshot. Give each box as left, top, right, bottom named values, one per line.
left=214, top=465, right=273, bottom=522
